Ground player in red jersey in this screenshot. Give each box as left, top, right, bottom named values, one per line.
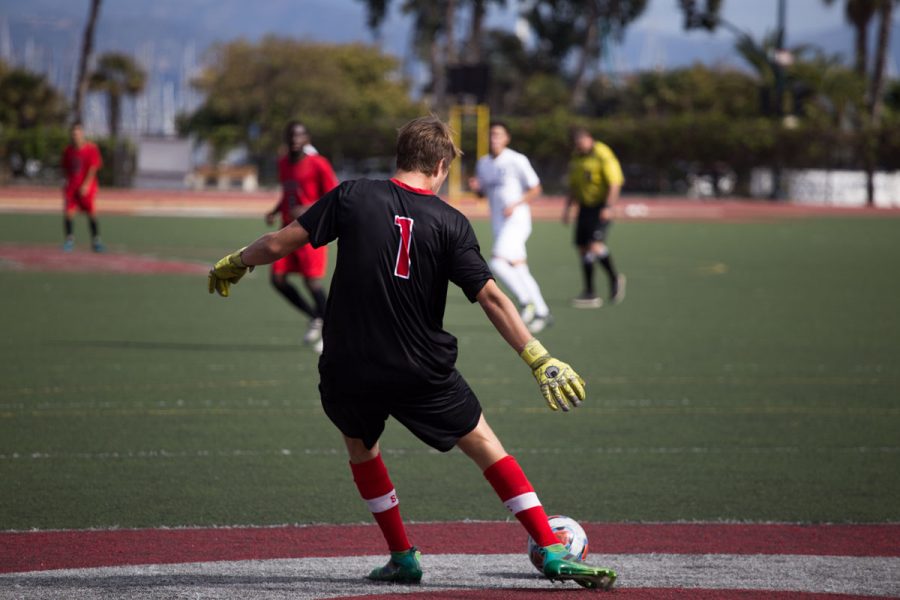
left=265, top=122, right=338, bottom=352
left=209, top=116, right=615, bottom=590
left=61, top=121, right=104, bottom=252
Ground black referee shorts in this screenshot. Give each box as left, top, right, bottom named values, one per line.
left=575, top=205, right=612, bottom=246
left=319, top=374, right=483, bottom=452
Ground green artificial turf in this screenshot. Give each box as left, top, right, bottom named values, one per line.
left=1, top=211, right=898, bottom=529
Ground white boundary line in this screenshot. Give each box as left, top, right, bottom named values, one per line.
left=2, top=553, right=898, bottom=599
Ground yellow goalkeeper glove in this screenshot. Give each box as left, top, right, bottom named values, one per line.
left=520, top=339, right=586, bottom=411
left=208, top=248, right=254, bottom=297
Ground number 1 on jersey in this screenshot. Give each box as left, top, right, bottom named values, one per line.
left=393, top=216, right=414, bottom=279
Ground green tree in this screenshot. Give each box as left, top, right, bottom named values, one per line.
left=464, top=0, right=507, bottom=63
left=0, top=62, right=68, bottom=129
left=822, top=0, right=897, bottom=205
left=596, top=64, right=760, bottom=119
left=356, top=0, right=449, bottom=108
left=677, top=0, right=723, bottom=30
left=822, top=0, right=878, bottom=76
left=525, top=0, right=648, bottom=110
left=479, top=27, right=566, bottom=114
left=88, top=52, right=146, bottom=140
left=180, top=38, right=423, bottom=173
left=787, top=52, right=866, bottom=127
left=88, top=52, right=146, bottom=186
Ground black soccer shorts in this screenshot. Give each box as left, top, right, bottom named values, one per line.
left=319, top=374, right=483, bottom=452
left=575, top=205, right=612, bottom=246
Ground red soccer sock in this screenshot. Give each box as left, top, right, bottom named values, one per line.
left=483, top=455, right=558, bottom=548
left=350, top=454, right=412, bottom=552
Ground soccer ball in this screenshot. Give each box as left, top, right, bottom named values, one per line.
left=527, top=515, right=589, bottom=572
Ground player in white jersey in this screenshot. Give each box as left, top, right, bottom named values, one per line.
left=470, top=122, right=552, bottom=333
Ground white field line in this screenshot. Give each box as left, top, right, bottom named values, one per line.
left=1, top=446, right=898, bottom=462
left=1, top=553, right=898, bottom=599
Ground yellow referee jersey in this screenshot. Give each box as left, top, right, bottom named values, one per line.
left=568, top=142, right=624, bottom=207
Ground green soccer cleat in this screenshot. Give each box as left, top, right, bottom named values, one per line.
left=540, top=543, right=617, bottom=590
left=366, top=547, right=423, bottom=584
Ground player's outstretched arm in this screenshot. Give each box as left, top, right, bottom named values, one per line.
left=208, top=220, right=310, bottom=297
left=475, top=280, right=586, bottom=411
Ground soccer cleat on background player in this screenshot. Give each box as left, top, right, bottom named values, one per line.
left=520, top=303, right=536, bottom=325
left=91, top=238, right=106, bottom=253
left=571, top=293, right=602, bottom=309
left=62, top=238, right=75, bottom=252
left=528, top=313, right=553, bottom=334
left=304, top=317, right=324, bottom=344
left=540, top=543, right=617, bottom=590
left=312, top=337, right=324, bottom=355
left=366, top=547, right=422, bottom=584
left=610, top=274, right=626, bottom=304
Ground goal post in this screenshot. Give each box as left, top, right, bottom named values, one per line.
left=447, top=103, right=490, bottom=201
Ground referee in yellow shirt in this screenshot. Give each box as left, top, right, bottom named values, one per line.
left=562, top=127, right=626, bottom=308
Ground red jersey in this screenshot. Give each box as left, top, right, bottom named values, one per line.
left=278, top=153, right=338, bottom=226
left=62, top=142, right=103, bottom=198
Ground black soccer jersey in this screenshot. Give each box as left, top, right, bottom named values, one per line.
left=298, top=178, right=493, bottom=397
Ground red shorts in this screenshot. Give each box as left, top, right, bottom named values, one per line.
left=64, top=190, right=96, bottom=214
left=272, top=244, right=327, bottom=278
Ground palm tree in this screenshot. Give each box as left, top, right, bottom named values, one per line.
left=464, top=0, right=506, bottom=63
left=525, top=0, right=648, bottom=110
left=823, top=0, right=896, bottom=205
left=868, top=0, right=894, bottom=123
left=0, top=66, right=68, bottom=129
left=88, top=52, right=146, bottom=140
left=822, top=0, right=878, bottom=77
left=73, top=0, right=102, bottom=121
left=88, top=52, right=146, bottom=185
left=356, top=0, right=451, bottom=109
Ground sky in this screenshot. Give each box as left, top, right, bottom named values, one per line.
left=626, top=0, right=845, bottom=42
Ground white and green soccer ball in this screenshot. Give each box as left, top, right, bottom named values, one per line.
left=527, top=514, right=589, bottom=572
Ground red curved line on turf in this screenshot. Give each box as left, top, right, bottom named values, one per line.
left=0, top=244, right=209, bottom=275
left=329, top=590, right=883, bottom=600
left=2, top=523, right=899, bottom=574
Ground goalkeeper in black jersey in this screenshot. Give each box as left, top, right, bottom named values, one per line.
left=208, top=116, right=616, bottom=590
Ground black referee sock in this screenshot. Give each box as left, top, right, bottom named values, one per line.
left=597, top=254, right=618, bottom=284
left=89, top=218, right=99, bottom=239
left=64, top=218, right=73, bottom=238
left=581, top=255, right=595, bottom=296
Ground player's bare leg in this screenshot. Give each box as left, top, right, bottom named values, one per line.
left=458, top=416, right=616, bottom=590
left=343, top=436, right=421, bottom=584
left=456, top=414, right=508, bottom=469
